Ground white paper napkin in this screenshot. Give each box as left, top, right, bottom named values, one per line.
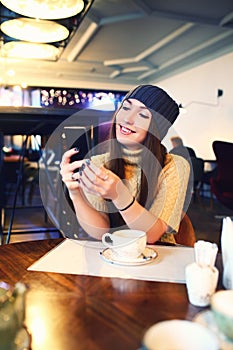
left=221, top=217, right=233, bottom=289
left=194, top=240, right=218, bottom=268
left=28, top=239, right=195, bottom=284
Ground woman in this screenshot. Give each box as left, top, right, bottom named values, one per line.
left=60, top=85, right=190, bottom=244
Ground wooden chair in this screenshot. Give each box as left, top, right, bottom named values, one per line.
left=210, top=140, right=233, bottom=211
left=175, top=213, right=196, bottom=247
left=190, top=157, right=204, bottom=204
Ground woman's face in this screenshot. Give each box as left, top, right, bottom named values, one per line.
left=115, top=98, right=152, bottom=150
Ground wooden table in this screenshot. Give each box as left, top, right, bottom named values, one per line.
left=0, top=238, right=223, bottom=350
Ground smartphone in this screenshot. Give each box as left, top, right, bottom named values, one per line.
left=61, top=126, right=91, bottom=164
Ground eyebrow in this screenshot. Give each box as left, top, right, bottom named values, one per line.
left=124, top=99, right=149, bottom=110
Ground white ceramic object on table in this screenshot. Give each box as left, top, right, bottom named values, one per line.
left=221, top=217, right=233, bottom=289
left=211, top=290, right=233, bottom=342
left=100, top=246, right=157, bottom=266
left=194, top=310, right=233, bottom=350
left=185, top=262, right=219, bottom=307
left=142, top=319, right=219, bottom=350
left=102, top=229, right=147, bottom=260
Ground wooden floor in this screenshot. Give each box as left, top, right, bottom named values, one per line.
left=2, top=187, right=233, bottom=248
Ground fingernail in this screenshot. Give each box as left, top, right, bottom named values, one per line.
left=77, top=179, right=80, bottom=183
left=81, top=163, right=86, bottom=170
left=79, top=169, right=82, bottom=176
left=85, top=159, right=90, bottom=165
left=74, top=147, right=79, bottom=152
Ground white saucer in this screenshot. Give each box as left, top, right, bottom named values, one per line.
left=100, top=247, right=157, bottom=266
left=193, top=310, right=233, bottom=350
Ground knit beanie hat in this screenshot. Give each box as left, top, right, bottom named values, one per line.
left=123, top=84, right=179, bottom=140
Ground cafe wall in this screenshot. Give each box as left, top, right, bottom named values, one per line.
left=159, top=51, right=233, bottom=160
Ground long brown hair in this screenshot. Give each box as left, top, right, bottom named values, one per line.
left=104, top=111, right=167, bottom=229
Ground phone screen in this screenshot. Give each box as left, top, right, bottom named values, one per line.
left=61, top=126, right=91, bottom=164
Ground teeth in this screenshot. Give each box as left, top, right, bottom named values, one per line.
left=121, top=125, right=131, bottom=134
left=120, top=125, right=136, bottom=135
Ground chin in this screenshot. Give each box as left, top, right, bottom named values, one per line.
left=117, top=138, right=138, bottom=150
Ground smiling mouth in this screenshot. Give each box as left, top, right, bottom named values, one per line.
left=120, top=124, right=136, bottom=135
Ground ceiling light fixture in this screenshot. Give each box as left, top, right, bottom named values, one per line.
left=0, top=0, right=94, bottom=62
left=1, top=0, right=85, bottom=20
left=6, top=69, right=15, bottom=77
left=1, top=18, right=69, bottom=43
left=2, top=42, right=60, bottom=60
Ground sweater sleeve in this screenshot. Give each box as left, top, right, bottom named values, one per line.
left=150, top=154, right=190, bottom=233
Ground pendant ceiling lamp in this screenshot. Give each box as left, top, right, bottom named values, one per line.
left=1, top=0, right=85, bottom=20
left=1, top=41, right=60, bottom=60
left=1, top=18, right=69, bottom=43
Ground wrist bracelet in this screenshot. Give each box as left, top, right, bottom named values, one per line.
left=118, top=196, right=135, bottom=211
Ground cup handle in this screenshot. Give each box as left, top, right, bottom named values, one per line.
left=102, top=233, right=113, bottom=246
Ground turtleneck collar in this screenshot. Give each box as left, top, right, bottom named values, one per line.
left=121, top=147, right=143, bottom=165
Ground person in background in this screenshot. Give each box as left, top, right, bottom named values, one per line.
left=60, top=85, right=190, bottom=245
left=170, top=136, right=196, bottom=159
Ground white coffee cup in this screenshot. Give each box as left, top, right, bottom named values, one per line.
left=142, top=320, right=219, bottom=350
left=211, top=290, right=233, bottom=341
left=185, top=262, right=219, bottom=307
left=102, top=229, right=146, bottom=260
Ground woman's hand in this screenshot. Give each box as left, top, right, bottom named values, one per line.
left=60, top=150, right=133, bottom=209
left=79, top=161, right=121, bottom=200
left=60, top=149, right=110, bottom=238
left=78, top=161, right=133, bottom=209
left=59, top=148, right=85, bottom=193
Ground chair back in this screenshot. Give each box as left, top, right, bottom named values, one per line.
left=190, top=157, right=204, bottom=183
left=175, top=213, right=196, bottom=247
left=212, top=141, right=233, bottom=189
left=189, top=157, right=204, bottom=203
left=210, top=141, right=233, bottom=210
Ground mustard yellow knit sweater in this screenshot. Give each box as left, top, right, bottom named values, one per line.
left=84, top=148, right=190, bottom=244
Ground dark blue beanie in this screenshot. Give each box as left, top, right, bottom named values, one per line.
left=123, top=84, right=179, bottom=139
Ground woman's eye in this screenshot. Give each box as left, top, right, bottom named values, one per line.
left=139, top=113, right=150, bottom=119
left=122, top=106, right=130, bottom=111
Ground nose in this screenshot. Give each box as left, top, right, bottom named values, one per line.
left=123, top=110, right=136, bottom=125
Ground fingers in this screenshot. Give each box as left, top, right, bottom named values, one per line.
left=81, top=162, right=110, bottom=187
left=78, top=161, right=118, bottom=199
left=84, top=162, right=109, bottom=182
left=60, top=148, right=87, bottom=177
left=60, top=153, right=115, bottom=198
left=60, top=148, right=79, bottom=167
left=59, top=149, right=88, bottom=191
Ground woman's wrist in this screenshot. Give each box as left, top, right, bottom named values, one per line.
left=113, top=189, right=135, bottom=211
left=117, top=196, right=135, bottom=211
left=68, top=187, right=83, bottom=201
left=111, top=180, right=135, bottom=211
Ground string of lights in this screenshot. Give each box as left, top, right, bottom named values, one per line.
left=40, top=87, right=127, bottom=110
